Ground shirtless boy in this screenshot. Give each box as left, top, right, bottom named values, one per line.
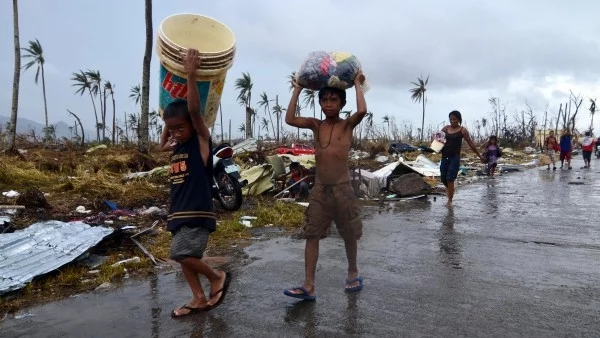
left=283, top=70, right=366, bottom=300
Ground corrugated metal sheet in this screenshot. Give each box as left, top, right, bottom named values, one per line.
left=0, top=220, right=113, bottom=294
left=232, top=138, right=258, bottom=154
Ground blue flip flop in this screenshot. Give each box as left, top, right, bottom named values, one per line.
left=283, top=287, right=316, bottom=301
left=345, top=276, right=363, bottom=293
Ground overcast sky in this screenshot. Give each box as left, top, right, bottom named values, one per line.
left=1, top=0, right=599, bottom=138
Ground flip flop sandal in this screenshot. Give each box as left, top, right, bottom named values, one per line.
left=283, top=286, right=316, bottom=301
left=206, top=272, right=232, bottom=310
left=345, top=276, right=363, bottom=293
left=171, top=304, right=209, bottom=318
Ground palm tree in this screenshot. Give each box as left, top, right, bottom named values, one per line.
left=258, top=92, right=276, bottom=138
left=303, top=90, right=317, bottom=118
left=238, top=123, right=246, bottom=137
left=105, top=81, right=116, bottom=144
left=589, top=98, right=596, bottom=131
left=149, top=109, right=160, bottom=140
left=409, top=75, right=429, bottom=142
left=288, top=72, right=296, bottom=92
left=86, top=70, right=106, bottom=140
left=42, top=124, right=56, bottom=141
left=71, top=71, right=100, bottom=142
left=128, top=113, right=140, bottom=142
left=22, top=39, right=49, bottom=139
left=8, top=0, right=21, bottom=152
left=382, top=115, right=391, bottom=139
left=235, top=72, right=253, bottom=138
left=288, top=72, right=302, bottom=139
left=130, top=84, right=141, bottom=105
left=261, top=117, right=269, bottom=139
left=361, top=110, right=374, bottom=141
left=272, top=103, right=284, bottom=144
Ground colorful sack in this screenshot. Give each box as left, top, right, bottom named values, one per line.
left=295, top=51, right=367, bottom=91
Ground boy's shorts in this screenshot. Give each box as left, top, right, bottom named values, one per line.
left=170, top=225, right=210, bottom=261
left=582, top=150, right=592, bottom=161
left=303, top=182, right=362, bottom=240
left=440, top=155, right=461, bottom=184
left=560, top=151, right=572, bottom=161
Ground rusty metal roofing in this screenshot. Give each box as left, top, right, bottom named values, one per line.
left=0, top=220, right=113, bottom=294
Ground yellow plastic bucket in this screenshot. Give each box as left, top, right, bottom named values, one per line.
left=156, top=14, right=236, bottom=128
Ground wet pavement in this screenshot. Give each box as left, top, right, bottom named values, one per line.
left=2, top=158, right=600, bottom=337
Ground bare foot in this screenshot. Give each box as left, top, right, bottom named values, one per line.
left=446, top=200, right=453, bottom=207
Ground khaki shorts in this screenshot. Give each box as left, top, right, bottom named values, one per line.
left=303, top=182, right=363, bottom=240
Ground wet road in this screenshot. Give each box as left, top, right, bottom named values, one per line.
left=3, top=158, right=600, bottom=337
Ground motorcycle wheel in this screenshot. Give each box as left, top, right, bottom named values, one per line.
left=215, top=172, right=243, bottom=211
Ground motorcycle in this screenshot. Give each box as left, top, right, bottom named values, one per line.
left=596, top=142, right=600, bottom=159
left=212, top=143, right=246, bottom=211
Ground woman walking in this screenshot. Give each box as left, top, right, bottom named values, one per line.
left=440, top=110, right=484, bottom=206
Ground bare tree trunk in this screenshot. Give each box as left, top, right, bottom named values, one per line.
left=245, top=107, right=253, bottom=139
left=569, top=94, right=583, bottom=132
left=555, top=103, right=562, bottom=134
left=228, top=118, right=231, bottom=144
left=541, top=108, right=548, bottom=150
left=139, top=0, right=152, bottom=153
left=8, top=0, right=20, bottom=152
left=267, top=105, right=275, bottom=138
left=276, top=95, right=280, bottom=144
left=41, top=63, right=48, bottom=132
left=88, top=91, right=100, bottom=142
left=420, top=95, right=425, bottom=142
left=100, top=86, right=106, bottom=141
left=124, top=111, right=129, bottom=142
left=67, top=109, right=85, bottom=148
left=111, top=92, right=116, bottom=145
left=219, top=103, right=224, bottom=143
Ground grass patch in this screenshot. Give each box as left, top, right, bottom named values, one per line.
left=0, top=161, right=58, bottom=188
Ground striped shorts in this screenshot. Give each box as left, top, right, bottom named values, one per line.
left=169, top=226, right=210, bottom=261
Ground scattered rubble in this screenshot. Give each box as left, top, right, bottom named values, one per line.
left=1, top=190, right=19, bottom=198
left=390, top=173, right=433, bottom=197
left=111, top=257, right=141, bottom=267
left=15, top=188, right=48, bottom=209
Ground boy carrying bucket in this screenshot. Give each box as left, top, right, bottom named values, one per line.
left=160, top=49, right=231, bottom=317
left=283, top=70, right=367, bottom=300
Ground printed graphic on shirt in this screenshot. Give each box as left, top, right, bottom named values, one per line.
left=170, top=153, right=189, bottom=185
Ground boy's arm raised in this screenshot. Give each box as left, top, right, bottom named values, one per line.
left=159, top=125, right=174, bottom=152
left=184, top=49, right=211, bottom=165
left=285, top=80, right=319, bottom=130
left=347, top=70, right=367, bottom=128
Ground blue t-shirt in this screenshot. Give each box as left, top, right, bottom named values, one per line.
left=559, top=135, right=572, bottom=152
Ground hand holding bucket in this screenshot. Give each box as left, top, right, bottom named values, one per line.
left=430, top=131, right=446, bottom=153
left=157, top=14, right=236, bottom=128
